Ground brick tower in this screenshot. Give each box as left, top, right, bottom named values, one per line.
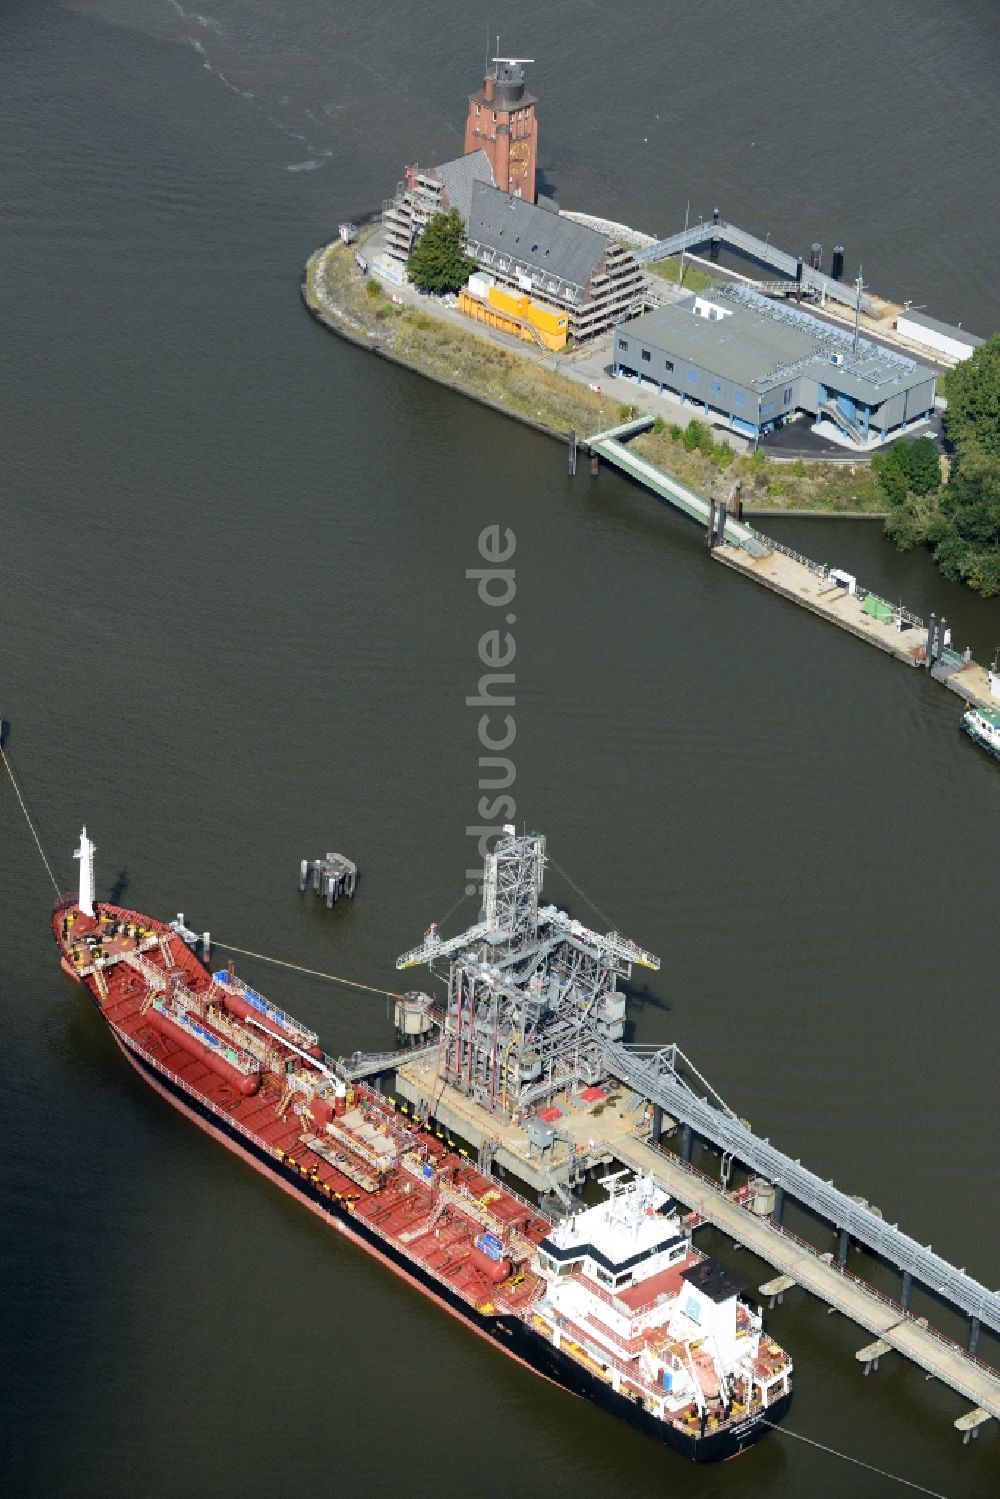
left=463, top=56, right=538, bottom=204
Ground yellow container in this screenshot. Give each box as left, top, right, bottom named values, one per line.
left=488, top=285, right=530, bottom=316
left=525, top=303, right=567, bottom=335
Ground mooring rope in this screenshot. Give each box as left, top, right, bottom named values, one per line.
left=547, top=852, right=619, bottom=931
left=0, top=742, right=61, bottom=897
left=760, top=1420, right=950, bottom=1498
left=211, top=940, right=404, bottom=1001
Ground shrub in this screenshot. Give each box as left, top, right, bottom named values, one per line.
left=715, top=440, right=734, bottom=466
left=792, top=457, right=806, bottom=478
left=366, top=278, right=381, bottom=299
left=652, top=415, right=666, bottom=435
left=669, top=424, right=683, bottom=443
left=683, top=419, right=705, bottom=452
left=698, top=426, right=716, bottom=458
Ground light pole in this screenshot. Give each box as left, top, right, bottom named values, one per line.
left=678, top=198, right=690, bottom=288
left=853, top=266, right=865, bottom=355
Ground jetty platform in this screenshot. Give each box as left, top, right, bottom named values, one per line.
left=588, top=417, right=998, bottom=713
left=392, top=1052, right=1000, bottom=1427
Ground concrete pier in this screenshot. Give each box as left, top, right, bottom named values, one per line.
left=586, top=417, right=998, bottom=714
left=299, top=851, right=357, bottom=906
left=856, top=1336, right=893, bottom=1373
left=760, top=1273, right=797, bottom=1308
left=712, top=542, right=999, bottom=711
left=391, top=1056, right=1000, bottom=1422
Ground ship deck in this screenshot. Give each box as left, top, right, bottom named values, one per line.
left=56, top=903, right=550, bottom=1320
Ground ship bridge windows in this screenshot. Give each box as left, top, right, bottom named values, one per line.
left=538, top=1250, right=583, bottom=1277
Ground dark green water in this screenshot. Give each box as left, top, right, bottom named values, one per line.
left=2, top=3, right=998, bottom=1496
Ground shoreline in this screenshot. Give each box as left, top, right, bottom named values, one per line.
left=301, top=237, right=996, bottom=712
left=301, top=242, right=570, bottom=447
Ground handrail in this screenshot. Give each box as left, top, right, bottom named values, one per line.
left=598, top=1036, right=1000, bottom=1332
left=638, top=1135, right=1000, bottom=1382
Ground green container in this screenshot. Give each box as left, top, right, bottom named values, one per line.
left=861, top=596, right=893, bottom=623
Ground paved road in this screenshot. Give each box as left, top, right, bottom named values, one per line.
left=761, top=410, right=945, bottom=462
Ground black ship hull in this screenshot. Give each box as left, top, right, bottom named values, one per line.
left=105, top=1006, right=788, bottom=1464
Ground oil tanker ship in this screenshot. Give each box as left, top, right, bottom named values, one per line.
left=53, top=827, right=791, bottom=1463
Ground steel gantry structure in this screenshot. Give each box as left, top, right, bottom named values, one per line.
left=396, top=827, right=998, bottom=1357
left=397, top=827, right=659, bottom=1118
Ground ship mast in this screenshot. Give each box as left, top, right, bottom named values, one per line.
left=74, top=826, right=96, bottom=916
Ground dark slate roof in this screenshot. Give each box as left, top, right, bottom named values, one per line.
left=681, top=1257, right=745, bottom=1304
left=435, top=150, right=495, bottom=223
left=465, top=181, right=610, bottom=291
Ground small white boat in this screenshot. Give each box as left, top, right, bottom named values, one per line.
left=961, top=705, right=1000, bottom=759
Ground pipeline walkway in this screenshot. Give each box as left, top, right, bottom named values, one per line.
left=600, top=1036, right=999, bottom=1341
left=586, top=416, right=768, bottom=554
left=636, top=216, right=871, bottom=312
left=608, top=1127, right=1000, bottom=1422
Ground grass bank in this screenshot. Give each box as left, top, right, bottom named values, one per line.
left=647, top=257, right=715, bottom=292
left=304, top=240, right=885, bottom=515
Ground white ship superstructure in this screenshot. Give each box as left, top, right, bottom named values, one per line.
left=531, top=1174, right=791, bottom=1432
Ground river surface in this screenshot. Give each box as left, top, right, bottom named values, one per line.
left=2, top=3, right=999, bottom=1496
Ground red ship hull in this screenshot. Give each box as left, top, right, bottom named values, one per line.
left=52, top=898, right=788, bottom=1462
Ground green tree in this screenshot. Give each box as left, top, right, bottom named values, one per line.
left=950, top=450, right=1000, bottom=546
left=871, top=444, right=911, bottom=504
left=906, top=436, right=942, bottom=496
left=407, top=208, right=476, bottom=295
left=697, top=425, right=716, bottom=458
left=943, top=334, right=1000, bottom=459
left=884, top=505, right=921, bottom=552
left=932, top=530, right=970, bottom=583
left=683, top=419, right=705, bottom=452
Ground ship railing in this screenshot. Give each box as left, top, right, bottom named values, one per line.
left=369, top=1081, right=551, bottom=1226
left=543, top=1308, right=684, bottom=1410
left=213, top=970, right=320, bottom=1050
left=745, top=528, right=925, bottom=631
left=151, top=999, right=260, bottom=1076
left=205, top=1004, right=274, bottom=1064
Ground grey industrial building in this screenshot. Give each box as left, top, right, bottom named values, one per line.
left=614, top=284, right=937, bottom=448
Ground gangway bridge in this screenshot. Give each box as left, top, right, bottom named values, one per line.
left=635, top=214, right=872, bottom=312
left=586, top=416, right=769, bottom=555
